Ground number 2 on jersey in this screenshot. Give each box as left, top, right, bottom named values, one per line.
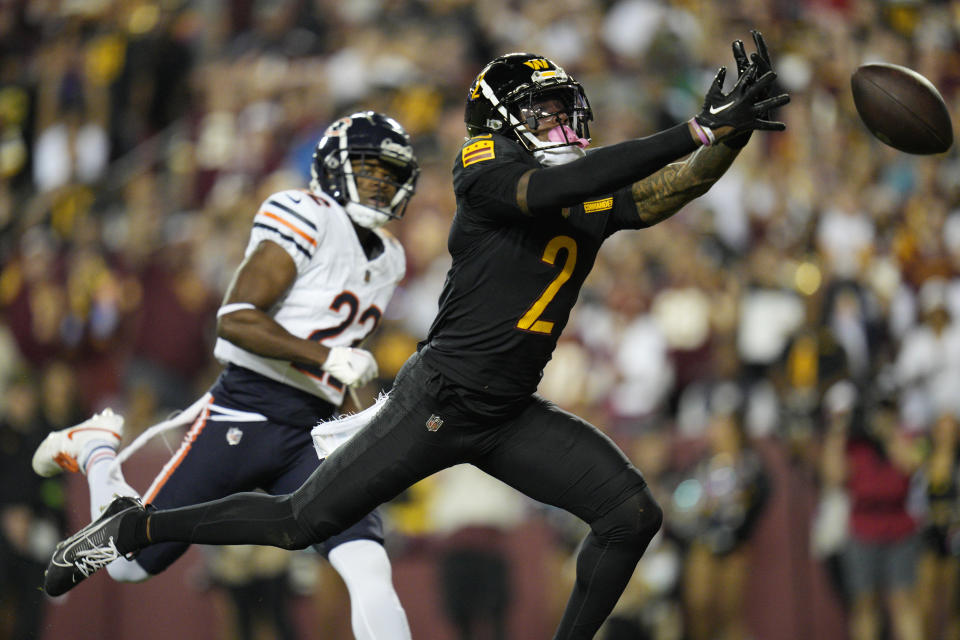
left=516, top=235, right=577, bottom=335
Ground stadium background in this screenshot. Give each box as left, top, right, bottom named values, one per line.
left=1, top=0, right=959, bottom=639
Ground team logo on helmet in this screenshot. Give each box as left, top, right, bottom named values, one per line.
left=523, top=58, right=551, bottom=70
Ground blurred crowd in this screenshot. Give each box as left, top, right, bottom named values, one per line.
left=2, top=0, right=960, bottom=639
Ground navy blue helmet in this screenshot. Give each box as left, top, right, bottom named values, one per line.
left=311, top=111, right=419, bottom=229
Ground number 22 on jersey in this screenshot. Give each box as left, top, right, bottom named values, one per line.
left=294, top=291, right=382, bottom=389
left=516, top=235, right=577, bottom=335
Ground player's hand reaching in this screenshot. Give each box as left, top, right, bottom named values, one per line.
left=690, top=30, right=789, bottom=145
left=693, top=66, right=788, bottom=139
left=722, top=29, right=779, bottom=148
left=734, top=30, right=782, bottom=118
left=733, top=31, right=773, bottom=88
left=322, top=346, right=379, bottom=387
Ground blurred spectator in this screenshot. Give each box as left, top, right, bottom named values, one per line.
left=669, top=384, right=770, bottom=640
left=39, top=359, right=85, bottom=429
left=894, top=277, right=960, bottom=431
left=915, top=411, right=960, bottom=640
left=810, top=380, right=857, bottom=607
left=2, top=2, right=960, bottom=638
left=124, top=215, right=219, bottom=425
left=32, top=30, right=110, bottom=193
left=816, top=187, right=876, bottom=281
left=820, top=390, right=924, bottom=640
left=736, top=245, right=804, bottom=437
left=0, top=369, right=65, bottom=640
left=203, top=544, right=301, bottom=640
left=429, top=464, right=527, bottom=640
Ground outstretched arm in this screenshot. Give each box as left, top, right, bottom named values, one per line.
left=631, top=142, right=740, bottom=226
left=633, top=29, right=785, bottom=227
left=523, top=30, right=786, bottom=217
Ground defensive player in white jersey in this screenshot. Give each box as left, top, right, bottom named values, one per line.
left=32, top=111, right=419, bottom=640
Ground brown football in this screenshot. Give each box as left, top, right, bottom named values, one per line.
left=850, top=62, right=953, bottom=154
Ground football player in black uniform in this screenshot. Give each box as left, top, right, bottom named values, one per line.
left=44, top=32, right=788, bottom=640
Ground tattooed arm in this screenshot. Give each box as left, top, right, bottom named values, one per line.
left=632, top=143, right=741, bottom=227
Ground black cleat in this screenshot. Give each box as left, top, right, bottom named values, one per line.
left=44, top=496, right=144, bottom=596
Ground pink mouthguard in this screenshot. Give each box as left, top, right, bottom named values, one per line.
left=547, top=124, right=590, bottom=148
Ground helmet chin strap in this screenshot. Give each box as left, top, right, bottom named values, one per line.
left=532, top=124, right=590, bottom=166
left=340, top=133, right=394, bottom=229
left=533, top=145, right=586, bottom=167
left=345, top=201, right=390, bottom=229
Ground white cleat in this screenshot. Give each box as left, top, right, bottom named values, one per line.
left=32, top=408, right=124, bottom=477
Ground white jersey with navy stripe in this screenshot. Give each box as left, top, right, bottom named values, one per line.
left=213, top=188, right=406, bottom=406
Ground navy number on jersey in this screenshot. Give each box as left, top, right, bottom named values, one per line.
left=294, top=291, right=383, bottom=389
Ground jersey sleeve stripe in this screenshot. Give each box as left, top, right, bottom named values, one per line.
left=253, top=222, right=314, bottom=259
left=258, top=211, right=318, bottom=246
left=267, top=199, right=319, bottom=231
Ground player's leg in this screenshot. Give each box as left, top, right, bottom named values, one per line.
left=32, top=408, right=136, bottom=519
left=92, top=453, right=151, bottom=582
left=268, top=433, right=411, bottom=640
left=133, top=402, right=291, bottom=576
left=327, top=538, right=411, bottom=640
left=31, top=409, right=150, bottom=582
left=135, top=352, right=467, bottom=550
left=44, top=353, right=467, bottom=595
left=473, top=396, right=659, bottom=640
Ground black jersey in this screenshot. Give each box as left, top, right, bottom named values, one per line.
left=422, top=133, right=650, bottom=402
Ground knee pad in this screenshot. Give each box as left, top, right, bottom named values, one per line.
left=590, top=487, right=662, bottom=546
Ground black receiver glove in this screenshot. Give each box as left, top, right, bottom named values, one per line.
left=695, top=64, right=788, bottom=136
left=725, top=30, right=778, bottom=149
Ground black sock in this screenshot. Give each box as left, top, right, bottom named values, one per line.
left=553, top=532, right=646, bottom=640
left=553, top=490, right=661, bottom=640
left=139, top=492, right=314, bottom=550
left=115, top=508, right=149, bottom=555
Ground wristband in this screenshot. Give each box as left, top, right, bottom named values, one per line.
left=688, top=118, right=715, bottom=146
left=217, top=303, right=257, bottom=318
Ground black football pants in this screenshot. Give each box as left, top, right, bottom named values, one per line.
left=145, top=350, right=662, bottom=640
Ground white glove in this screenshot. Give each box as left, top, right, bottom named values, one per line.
left=321, top=346, right=378, bottom=387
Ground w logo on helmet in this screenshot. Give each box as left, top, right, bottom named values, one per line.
left=523, top=58, right=550, bottom=70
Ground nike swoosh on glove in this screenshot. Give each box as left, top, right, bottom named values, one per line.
left=695, top=65, right=788, bottom=133
left=321, top=346, right=379, bottom=387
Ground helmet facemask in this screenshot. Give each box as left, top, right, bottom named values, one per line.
left=310, top=132, right=419, bottom=230
left=511, top=86, right=592, bottom=151
left=341, top=149, right=417, bottom=229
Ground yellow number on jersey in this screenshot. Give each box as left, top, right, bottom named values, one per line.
left=516, top=235, right=577, bottom=335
